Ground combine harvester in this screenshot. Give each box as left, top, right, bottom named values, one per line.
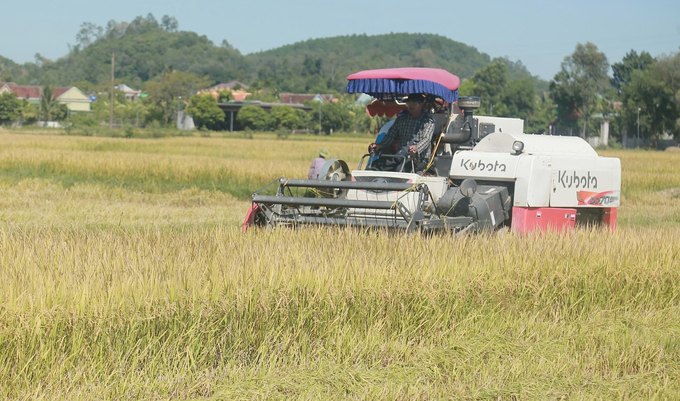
left=244, top=68, right=621, bottom=234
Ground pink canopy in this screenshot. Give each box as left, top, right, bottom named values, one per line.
left=347, top=68, right=460, bottom=90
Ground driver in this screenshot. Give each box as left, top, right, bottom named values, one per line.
left=368, top=93, right=435, bottom=173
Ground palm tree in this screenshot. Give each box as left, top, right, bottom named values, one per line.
left=40, top=86, right=55, bottom=122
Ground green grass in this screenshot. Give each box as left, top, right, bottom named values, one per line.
left=0, top=159, right=258, bottom=199
left=0, top=131, right=679, bottom=399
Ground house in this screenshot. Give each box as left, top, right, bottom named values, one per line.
left=279, top=93, right=335, bottom=104
left=0, top=83, right=41, bottom=103
left=0, top=83, right=92, bottom=113
left=114, top=84, right=142, bottom=101
left=209, top=81, right=249, bottom=91
left=52, top=87, right=92, bottom=113
left=199, top=81, right=252, bottom=101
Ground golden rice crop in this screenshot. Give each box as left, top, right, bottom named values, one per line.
left=0, top=131, right=679, bottom=399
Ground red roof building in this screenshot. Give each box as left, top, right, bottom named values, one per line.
left=279, top=93, right=335, bottom=104
left=0, top=83, right=91, bottom=112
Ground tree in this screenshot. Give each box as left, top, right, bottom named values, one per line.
left=270, top=105, right=299, bottom=130
left=217, top=90, right=232, bottom=103
left=67, top=112, right=99, bottom=128
left=497, top=77, right=535, bottom=121
left=469, top=61, right=508, bottom=115
left=302, top=56, right=322, bottom=76
left=313, top=101, right=351, bottom=134
left=459, top=61, right=536, bottom=125
left=457, top=78, right=477, bottom=97
left=34, top=53, right=50, bottom=68
left=220, top=39, right=234, bottom=50
left=236, top=105, right=272, bottom=130
left=349, top=105, right=371, bottom=134
left=161, top=15, right=179, bottom=32
left=411, top=49, right=436, bottom=68
left=40, top=86, right=56, bottom=121
left=294, top=109, right=311, bottom=130
left=621, top=54, right=680, bottom=143
left=0, top=92, right=21, bottom=123
left=525, top=92, right=554, bottom=135
left=550, top=42, right=609, bottom=138
left=145, top=71, right=211, bottom=125
left=50, top=103, right=69, bottom=121
left=105, top=20, right=128, bottom=39
left=654, top=52, right=680, bottom=107
left=305, top=75, right=328, bottom=93
left=611, top=50, right=654, bottom=95
left=126, top=14, right=160, bottom=35
left=185, top=94, right=225, bottom=129
left=18, top=100, right=38, bottom=123
left=76, top=22, right=103, bottom=48
left=0, top=63, right=11, bottom=82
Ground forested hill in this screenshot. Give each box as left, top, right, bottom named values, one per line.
left=244, top=33, right=531, bottom=92
left=43, top=30, right=247, bottom=87
left=0, top=55, right=18, bottom=69
left=1, top=24, right=248, bottom=89
left=0, top=55, right=24, bottom=83
left=0, top=15, right=545, bottom=93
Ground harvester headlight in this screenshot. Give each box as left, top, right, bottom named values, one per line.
left=512, top=141, right=524, bottom=154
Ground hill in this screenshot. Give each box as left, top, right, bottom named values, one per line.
left=244, top=33, right=498, bottom=92
left=24, top=19, right=248, bottom=88
left=1, top=15, right=547, bottom=93
left=0, top=54, right=26, bottom=83
left=0, top=54, right=18, bottom=71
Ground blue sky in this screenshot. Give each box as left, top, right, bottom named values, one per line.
left=1, top=0, right=678, bottom=80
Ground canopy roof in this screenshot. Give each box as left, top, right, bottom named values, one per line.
left=346, top=68, right=460, bottom=103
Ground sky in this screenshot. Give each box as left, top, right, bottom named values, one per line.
left=1, top=0, right=678, bottom=80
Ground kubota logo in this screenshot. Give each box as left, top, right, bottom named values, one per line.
left=460, top=159, right=506, bottom=172
left=558, top=171, right=598, bottom=189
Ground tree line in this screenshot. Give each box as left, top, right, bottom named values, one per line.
left=550, top=43, right=679, bottom=144
left=0, top=14, right=677, bottom=143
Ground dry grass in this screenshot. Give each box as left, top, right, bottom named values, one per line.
left=599, top=149, right=680, bottom=227
left=1, top=131, right=679, bottom=399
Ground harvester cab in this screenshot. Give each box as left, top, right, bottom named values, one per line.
left=244, top=68, right=621, bottom=234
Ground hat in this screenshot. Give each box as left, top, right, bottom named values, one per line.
left=406, top=93, right=425, bottom=103
left=319, top=149, right=329, bottom=158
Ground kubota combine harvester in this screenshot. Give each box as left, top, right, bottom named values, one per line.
left=243, top=68, right=621, bottom=234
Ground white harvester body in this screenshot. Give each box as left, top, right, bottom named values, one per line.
left=335, top=112, right=621, bottom=232
left=450, top=132, right=621, bottom=209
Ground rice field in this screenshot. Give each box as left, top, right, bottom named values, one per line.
left=1, top=130, right=679, bottom=400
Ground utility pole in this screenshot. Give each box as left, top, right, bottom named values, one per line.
left=177, top=96, right=182, bottom=127
left=637, top=107, right=641, bottom=148
left=110, top=52, right=114, bottom=131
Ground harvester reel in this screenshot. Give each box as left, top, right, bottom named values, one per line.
left=317, top=159, right=351, bottom=198
left=319, top=159, right=351, bottom=182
